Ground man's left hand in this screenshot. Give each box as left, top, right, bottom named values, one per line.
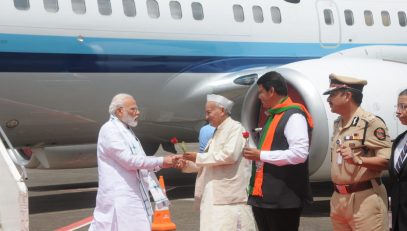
left=337, top=145, right=355, bottom=164
left=183, top=152, right=197, bottom=162
left=243, top=147, right=261, bottom=161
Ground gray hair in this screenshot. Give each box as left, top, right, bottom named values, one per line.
left=214, top=102, right=232, bottom=115
left=399, top=89, right=407, bottom=97
left=108, top=93, right=134, bottom=115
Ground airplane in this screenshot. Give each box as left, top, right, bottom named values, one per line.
left=0, top=0, right=406, bottom=183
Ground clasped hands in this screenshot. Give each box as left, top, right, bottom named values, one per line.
left=164, top=147, right=262, bottom=168
left=162, top=152, right=198, bottom=169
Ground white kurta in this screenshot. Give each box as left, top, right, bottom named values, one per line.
left=89, top=118, right=163, bottom=231
left=184, top=117, right=256, bottom=231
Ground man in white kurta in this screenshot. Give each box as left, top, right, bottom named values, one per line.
left=182, top=94, right=256, bottom=231
left=89, top=93, right=173, bottom=231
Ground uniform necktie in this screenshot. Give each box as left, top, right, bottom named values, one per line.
left=395, top=140, right=407, bottom=173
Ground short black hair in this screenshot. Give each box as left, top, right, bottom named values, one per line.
left=256, top=71, right=288, bottom=96
left=350, top=91, right=363, bottom=106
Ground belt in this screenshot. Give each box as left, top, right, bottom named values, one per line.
left=334, top=178, right=382, bottom=194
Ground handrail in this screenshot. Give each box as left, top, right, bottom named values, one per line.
left=0, top=126, right=27, bottom=181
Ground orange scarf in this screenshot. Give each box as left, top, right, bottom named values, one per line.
left=248, top=97, right=313, bottom=197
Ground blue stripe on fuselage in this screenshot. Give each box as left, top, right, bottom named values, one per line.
left=0, top=52, right=312, bottom=73
left=0, top=33, right=349, bottom=57
left=0, top=33, right=402, bottom=73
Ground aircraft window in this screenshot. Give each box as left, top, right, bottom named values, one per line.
left=323, top=9, right=334, bottom=25
left=364, top=10, right=374, bottom=26
left=72, top=0, right=86, bottom=14
left=14, top=0, right=30, bottom=10
left=44, top=0, right=59, bottom=13
left=170, top=1, right=182, bottom=19
left=253, top=5, right=264, bottom=23
left=270, top=6, right=281, bottom=24
left=344, top=9, right=354, bottom=26
left=147, top=0, right=160, bottom=18
left=98, top=0, right=112, bottom=15
left=123, top=0, right=136, bottom=17
left=398, top=11, right=407, bottom=27
left=381, top=11, right=390, bottom=26
left=233, top=4, right=244, bottom=22
left=191, top=2, right=204, bottom=20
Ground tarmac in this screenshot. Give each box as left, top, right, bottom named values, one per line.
left=26, top=143, right=334, bottom=231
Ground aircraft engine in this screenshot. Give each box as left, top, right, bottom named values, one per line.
left=240, top=46, right=407, bottom=181
left=240, top=68, right=329, bottom=176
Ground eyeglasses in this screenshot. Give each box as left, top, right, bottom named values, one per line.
left=396, top=103, right=407, bottom=111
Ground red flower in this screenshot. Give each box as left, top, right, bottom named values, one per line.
left=242, top=131, right=250, bottom=138
left=170, top=137, right=178, bottom=144
left=170, top=137, right=187, bottom=153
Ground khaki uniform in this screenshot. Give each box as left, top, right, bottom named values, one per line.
left=330, top=107, right=391, bottom=231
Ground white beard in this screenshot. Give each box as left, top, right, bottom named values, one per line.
left=123, top=112, right=138, bottom=127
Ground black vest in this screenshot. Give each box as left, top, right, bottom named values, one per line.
left=248, top=108, right=313, bottom=209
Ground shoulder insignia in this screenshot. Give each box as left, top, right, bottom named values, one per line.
left=351, top=117, right=359, bottom=126
left=374, top=127, right=386, bottom=140
left=364, top=114, right=376, bottom=122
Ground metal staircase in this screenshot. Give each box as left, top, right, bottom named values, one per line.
left=0, top=126, right=28, bottom=231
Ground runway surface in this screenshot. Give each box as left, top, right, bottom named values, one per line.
left=27, top=167, right=333, bottom=231
left=27, top=143, right=334, bottom=231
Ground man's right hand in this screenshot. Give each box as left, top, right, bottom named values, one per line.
left=162, top=155, right=175, bottom=168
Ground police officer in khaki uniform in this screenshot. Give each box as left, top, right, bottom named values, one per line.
left=324, top=74, right=391, bottom=231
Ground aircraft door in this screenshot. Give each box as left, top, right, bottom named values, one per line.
left=316, top=0, right=341, bottom=48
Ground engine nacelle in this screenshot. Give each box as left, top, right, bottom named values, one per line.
left=241, top=46, right=407, bottom=181
left=241, top=68, right=329, bottom=176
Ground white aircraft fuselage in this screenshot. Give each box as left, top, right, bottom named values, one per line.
left=0, top=0, right=406, bottom=179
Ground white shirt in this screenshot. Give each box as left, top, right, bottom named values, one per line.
left=393, top=133, right=407, bottom=166
left=260, top=113, right=309, bottom=166
left=89, top=118, right=163, bottom=231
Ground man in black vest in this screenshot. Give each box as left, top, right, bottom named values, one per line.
left=243, top=71, right=313, bottom=231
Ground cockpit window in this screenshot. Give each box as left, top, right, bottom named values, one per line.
left=284, top=0, right=300, bottom=3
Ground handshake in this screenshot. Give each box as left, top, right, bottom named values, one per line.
left=162, top=152, right=197, bottom=169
